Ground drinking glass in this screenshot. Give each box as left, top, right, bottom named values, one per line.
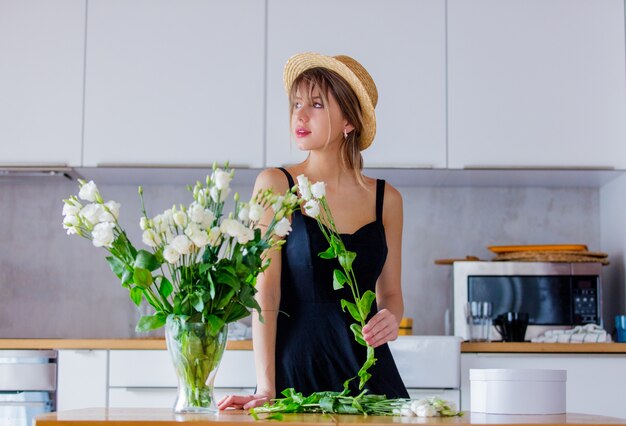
left=466, top=301, right=493, bottom=342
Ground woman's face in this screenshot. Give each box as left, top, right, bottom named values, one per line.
left=291, top=83, right=350, bottom=152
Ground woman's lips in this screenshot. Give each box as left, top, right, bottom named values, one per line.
left=295, top=128, right=311, bottom=138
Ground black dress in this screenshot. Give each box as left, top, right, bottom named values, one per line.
left=274, top=168, right=408, bottom=398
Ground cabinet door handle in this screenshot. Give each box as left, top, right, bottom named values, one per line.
left=96, top=163, right=252, bottom=169
left=462, top=165, right=615, bottom=171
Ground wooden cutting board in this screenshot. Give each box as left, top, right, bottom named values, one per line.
left=488, top=244, right=588, bottom=254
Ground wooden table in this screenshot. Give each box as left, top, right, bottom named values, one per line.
left=35, top=409, right=626, bottom=425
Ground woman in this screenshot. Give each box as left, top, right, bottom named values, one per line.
left=218, top=52, right=408, bottom=410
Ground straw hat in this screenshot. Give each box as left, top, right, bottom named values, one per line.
left=283, top=52, right=378, bottom=151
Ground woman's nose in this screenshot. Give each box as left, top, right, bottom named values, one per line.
left=295, top=107, right=308, bottom=122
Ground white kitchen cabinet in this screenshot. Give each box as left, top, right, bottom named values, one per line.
left=0, top=0, right=85, bottom=166
left=461, top=353, right=626, bottom=418
left=83, top=0, right=265, bottom=168
left=448, top=0, right=626, bottom=170
left=108, top=349, right=255, bottom=408
left=57, top=350, right=108, bottom=410
left=266, top=0, right=446, bottom=169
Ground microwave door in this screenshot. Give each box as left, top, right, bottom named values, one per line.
left=467, top=275, right=573, bottom=325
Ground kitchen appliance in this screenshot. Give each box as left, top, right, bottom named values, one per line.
left=454, top=262, right=602, bottom=340
left=0, top=350, right=57, bottom=426
left=388, top=336, right=461, bottom=405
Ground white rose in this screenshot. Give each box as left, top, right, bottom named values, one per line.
left=173, top=210, right=188, bottom=228
left=304, top=199, right=320, bottom=218
left=78, top=180, right=100, bottom=202
left=139, top=217, right=149, bottom=231
left=163, top=245, right=180, bottom=264
left=212, top=169, right=233, bottom=190
left=248, top=202, right=264, bottom=222
left=410, top=400, right=429, bottom=413
left=142, top=229, right=161, bottom=248
left=170, top=235, right=192, bottom=255
left=189, top=203, right=215, bottom=228
left=238, top=205, right=250, bottom=223
left=414, top=404, right=437, bottom=417
left=91, top=222, right=115, bottom=247
left=400, top=403, right=415, bottom=417
left=79, top=203, right=104, bottom=226
left=210, top=186, right=230, bottom=203
left=207, top=226, right=222, bottom=247
left=219, top=218, right=240, bottom=238
left=63, top=215, right=79, bottom=235
left=185, top=223, right=209, bottom=247
left=310, top=182, right=326, bottom=199
left=62, top=201, right=81, bottom=216
left=236, top=227, right=254, bottom=245
left=104, top=200, right=121, bottom=220
left=273, top=217, right=292, bottom=237
left=296, top=174, right=312, bottom=201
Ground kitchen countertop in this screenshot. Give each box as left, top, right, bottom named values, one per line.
left=0, top=339, right=252, bottom=350
left=34, top=409, right=626, bottom=425
left=2, top=339, right=626, bottom=353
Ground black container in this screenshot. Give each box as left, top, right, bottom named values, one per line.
left=494, top=312, right=529, bottom=342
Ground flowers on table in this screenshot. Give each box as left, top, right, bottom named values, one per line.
left=397, top=397, right=461, bottom=417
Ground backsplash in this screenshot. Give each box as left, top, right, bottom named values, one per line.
left=0, top=178, right=602, bottom=338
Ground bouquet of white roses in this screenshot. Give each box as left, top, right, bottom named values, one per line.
left=62, top=164, right=299, bottom=334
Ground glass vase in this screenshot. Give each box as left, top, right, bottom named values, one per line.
left=165, top=316, right=228, bottom=413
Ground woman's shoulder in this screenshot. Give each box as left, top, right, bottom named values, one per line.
left=253, top=167, right=291, bottom=193
left=363, top=175, right=403, bottom=206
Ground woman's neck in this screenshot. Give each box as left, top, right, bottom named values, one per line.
left=299, top=150, right=359, bottom=188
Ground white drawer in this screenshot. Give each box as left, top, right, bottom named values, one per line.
left=109, top=350, right=255, bottom=388
left=108, top=387, right=255, bottom=409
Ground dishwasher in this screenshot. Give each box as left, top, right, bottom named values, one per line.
left=0, top=350, right=57, bottom=426
left=388, top=336, right=461, bottom=406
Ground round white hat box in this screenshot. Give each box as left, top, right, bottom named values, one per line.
left=470, top=369, right=566, bottom=415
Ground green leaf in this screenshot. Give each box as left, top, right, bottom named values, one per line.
left=358, top=290, right=376, bottom=320
left=218, top=272, right=241, bottom=291
left=134, top=250, right=161, bottom=271
left=105, top=256, right=126, bottom=279
left=205, top=314, right=225, bottom=336
left=349, top=323, right=367, bottom=346
left=121, top=268, right=133, bottom=286
left=318, top=245, right=336, bottom=259
left=129, top=287, right=143, bottom=306
left=135, top=312, right=166, bottom=332
left=223, top=303, right=251, bottom=323
left=133, top=267, right=153, bottom=289
left=206, top=272, right=216, bottom=299
left=333, top=269, right=347, bottom=290
left=340, top=299, right=362, bottom=322
left=190, top=292, right=204, bottom=312
left=215, top=288, right=235, bottom=309
left=157, top=276, right=173, bottom=299
left=319, top=396, right=334, bottom=412
left=338, top=250, right=356, bottom=272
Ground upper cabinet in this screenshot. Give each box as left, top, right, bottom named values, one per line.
left=0, top=0, right=85, bottom=166
left=82, top=0, right=265, bottom=168
left=266, top=0, right=447, bottom=169
left=447, top=0, right=626, bottom=170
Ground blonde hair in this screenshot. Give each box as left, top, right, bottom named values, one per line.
left=289, top=68, right=367, bottom=187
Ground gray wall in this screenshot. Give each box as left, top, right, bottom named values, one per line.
left=0, top=178, right=604, bottom=338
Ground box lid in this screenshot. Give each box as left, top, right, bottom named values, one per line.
left=470, top=368, right=566, bottom=382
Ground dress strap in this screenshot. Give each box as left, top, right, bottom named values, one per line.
left=376, top=179, right=386, bottom=223
left=277, top=167, right=295, bottom=188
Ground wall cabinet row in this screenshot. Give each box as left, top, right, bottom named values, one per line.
left=2, top=0, right=625, bottom=170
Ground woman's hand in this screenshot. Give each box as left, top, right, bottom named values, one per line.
left=362, top=308, right=399, bottom=348
left=217, top=392, right=272, bottom=411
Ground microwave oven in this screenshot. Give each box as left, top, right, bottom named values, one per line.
left=453, top=261, right=602, bottom=341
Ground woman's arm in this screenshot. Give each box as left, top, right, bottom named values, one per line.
left=217, top=169, right=289, bottom=410
left=362, top=183, right=404, bottom=348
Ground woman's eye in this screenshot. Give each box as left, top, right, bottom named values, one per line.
left=294, top=102, right=302, bottom=109
left=313, top=102, right=323, bottom=108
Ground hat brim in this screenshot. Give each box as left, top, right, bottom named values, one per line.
left=283, top=52, right=376, bottom=151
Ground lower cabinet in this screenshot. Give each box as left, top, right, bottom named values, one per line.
left=461, top=353, right=626, bottom=418
left=57, top=350, right=108, bottom=411
left=57, top=349, right=255, bottom=410
left=108, top=350, right=256, bottom=409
